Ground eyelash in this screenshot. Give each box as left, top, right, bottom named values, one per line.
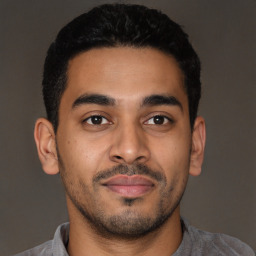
left=83, top=114, right=173, bottom=126
left=144, top=115, right=173, bottom=125
left=83, top=115, right=111, bottom=125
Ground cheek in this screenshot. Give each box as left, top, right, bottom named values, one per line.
left=57, top=130, right=111, bottom=177
left=150, top=131, right=191, bottom=176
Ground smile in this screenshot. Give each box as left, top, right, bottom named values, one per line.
left=103, top=175, right=155, bottom=198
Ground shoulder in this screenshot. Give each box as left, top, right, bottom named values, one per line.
left=183, top=220, right=255, bottom=256
left=12, top=223, right=69, bottom=256
left=196, top=228, right=254, bottom=255
left=12, top=240, right=53, bottom=256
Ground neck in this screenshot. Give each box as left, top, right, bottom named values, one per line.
left=67, top=207, right=183, bottom=256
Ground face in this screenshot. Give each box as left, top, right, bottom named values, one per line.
left=56, top=47, right=193, bottom=237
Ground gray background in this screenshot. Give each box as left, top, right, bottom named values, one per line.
left=1, top=0, right=255, bottom=255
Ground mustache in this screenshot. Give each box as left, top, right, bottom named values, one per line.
left=93, top=164, right=166, bottom=184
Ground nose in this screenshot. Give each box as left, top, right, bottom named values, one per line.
left=109, top=123, right=150, bottom=165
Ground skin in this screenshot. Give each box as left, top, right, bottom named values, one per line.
left=34, top=47, right=206, bottom=256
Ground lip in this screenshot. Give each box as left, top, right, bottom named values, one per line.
left=102, top=175, right=154, bottom=198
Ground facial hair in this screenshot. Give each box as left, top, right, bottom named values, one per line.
left=59, top=157, right=188, bottom=240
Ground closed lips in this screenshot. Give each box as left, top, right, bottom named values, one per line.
left=103, top=175, right=155, bottom=197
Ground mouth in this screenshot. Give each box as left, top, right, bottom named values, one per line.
left=102, top=175, right=155, bottom=198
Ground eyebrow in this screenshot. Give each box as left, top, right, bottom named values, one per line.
left=141, top=94, right=183, bottom=111
left=72, top=93, right=116, bottom=109
left=72, top=93, right=183, bottom=111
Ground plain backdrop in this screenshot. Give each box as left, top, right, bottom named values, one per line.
left=1, top=0, right=255, bottom=255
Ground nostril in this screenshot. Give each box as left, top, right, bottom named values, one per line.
left=136, top=156, right=144, bottom=161
left=115, top=156, right=122, bottom=159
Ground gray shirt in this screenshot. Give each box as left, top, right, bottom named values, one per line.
left=13, top=220, right=255, bottom=256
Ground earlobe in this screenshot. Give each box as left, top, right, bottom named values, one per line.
left=34, top=118, right=59, bottom=175
left=189, top=116, right=206, bottom=176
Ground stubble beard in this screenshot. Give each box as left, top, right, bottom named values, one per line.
left=59, top=157, right=188, bottom=240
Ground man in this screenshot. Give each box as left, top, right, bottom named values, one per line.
left=15, top=3, right=254, bottom=256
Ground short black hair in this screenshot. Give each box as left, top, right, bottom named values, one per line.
left=43, top=3, right=201, bottom=131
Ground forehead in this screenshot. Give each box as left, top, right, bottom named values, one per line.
left=62, top=47, right=187, bottom=108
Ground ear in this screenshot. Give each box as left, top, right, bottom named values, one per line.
left=34, top=118, right=59, bottom=175
left=189, top=116, right=206, bottom=176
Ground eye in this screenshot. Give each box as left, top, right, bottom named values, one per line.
left=84, top=115, right=110, bottom=125
left=144, top=115, right=171, bottom=125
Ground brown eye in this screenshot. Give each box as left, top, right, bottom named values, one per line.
left=145, top=115, right=170, bottom=125
left=85, top=115, right=109, bottom=125
left=153, top=115, right=165, bottom=125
